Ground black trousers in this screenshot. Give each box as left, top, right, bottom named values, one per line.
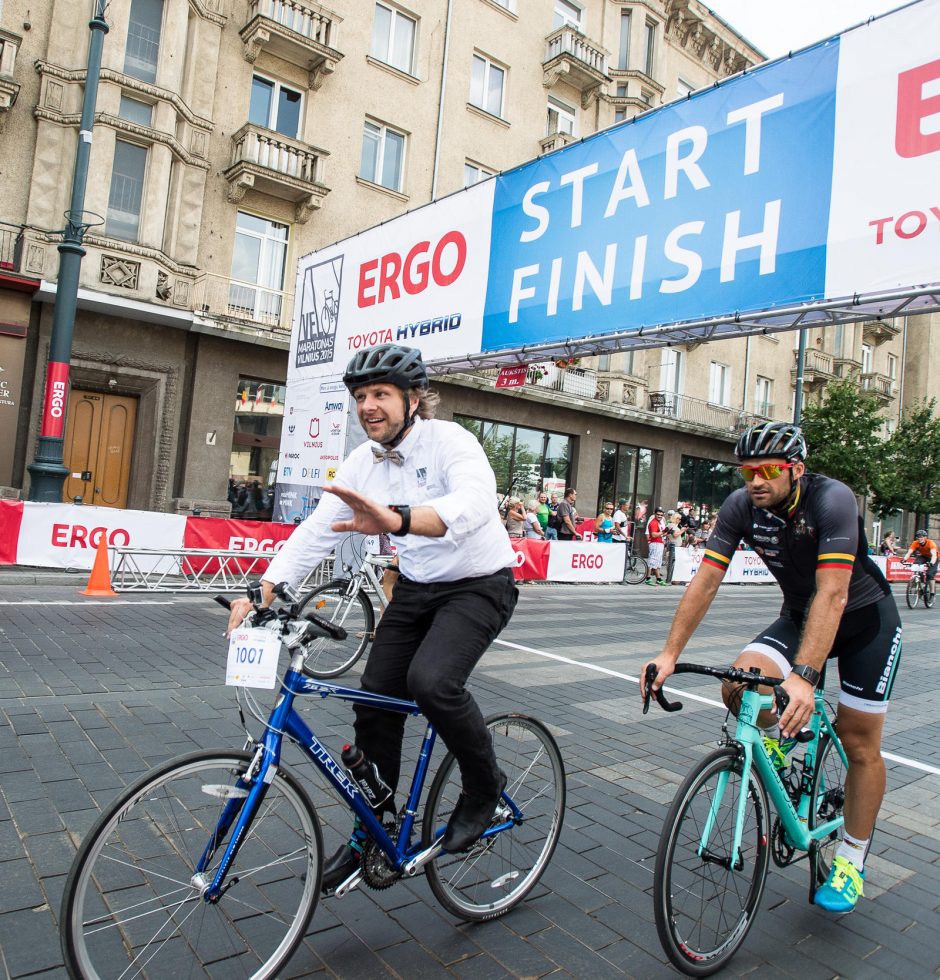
left=353, top=567, right=518, bottom=804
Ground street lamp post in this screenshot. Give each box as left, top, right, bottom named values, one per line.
left=27, top=1, right=109, bottom=501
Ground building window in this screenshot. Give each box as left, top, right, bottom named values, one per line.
left=118, top=95, right=153, bottom=126
left=231, top=377, right=286, bottom=521
left=371, top=2, right=417, bottom=75
left=709, top=361, right=730, bottom=406
left=360, top=119, right=406, bottom=191
left=618, top=9, right=631, bottom=69
left=676, top=77, right=693, bottom=99
left=679, top=455, right=738, bottom=518
left=597, top=353, right=610, bottom=371
left=644, top=19, right=656, bottom=76
left=454, top=415, right=571, bottom=501
left=553, top=0, right=582, bottom=30
left=623, top=349, right=635, bottom=375
left=639, top=89, right=653, bottom=105
left=124, top=0, right=163, bottom=83
left=598, top=441, right=658, bottom=531
left=249, top=75, right=303, bottom=139
left=228, top=212, right=289, bottom=327
left=754, top=375, right=773, bottom=417
left=106, top=140, right=148, bottom=242
left=887, top=354, right=898, bottom=381
left=547, top=95, right=576, bottom=136
left=470, top=53, right=505, bottom=118
left=659, top=349, right=683, bottom=400
left=861, top=343, right=873, bottom=374
left=464, top=161, right=493, bottom=187
left=614, top=109, right=626, bottom=123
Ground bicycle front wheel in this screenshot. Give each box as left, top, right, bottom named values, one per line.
left=654, top=747, right=770, bottom=977
left=297, top=581, right=375, bottom=677
left=61, top=750, right=322, bottom=980
left=622, top=554, right=649, bottom=585
left=906, top=578, right=919, bottom=609
left=809, top=733, right=849, bottom=884
left=423, top=713, right=565, bottom=922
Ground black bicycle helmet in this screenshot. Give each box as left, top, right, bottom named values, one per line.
left=735, top=421, right=807, bottom=462
left=343, top=344, right=428, bottom=392
left=916, top=529, right=928, bottom=537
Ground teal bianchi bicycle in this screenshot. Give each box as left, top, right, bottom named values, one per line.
left=644, top=662, right=851, bottom=977
left=60, top=584, right=566, bottom=978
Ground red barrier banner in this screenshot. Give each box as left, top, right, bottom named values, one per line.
left=509, top=539, right=550, bottom=581
left=885, top=556, right=914, bottom=582
left=0, top=500, right=24, bottom=564
left=182, top=517, right=297, bottom=574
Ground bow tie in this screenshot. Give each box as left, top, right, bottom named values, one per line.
left=372, top=447, right=404, bottom=466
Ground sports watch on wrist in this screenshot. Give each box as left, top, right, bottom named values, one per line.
left=388, top=504, right=411, bottom=536
left=790, top=663, right=820, bottom=688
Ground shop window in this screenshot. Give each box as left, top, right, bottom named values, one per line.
left=597, top=440, right=659, bottom=529
left=230, top=378, right=286, bottom=521
left=679, top=454, right=738, bottom=519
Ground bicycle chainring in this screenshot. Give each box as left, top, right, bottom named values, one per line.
left=770, top=816, right=796, bottom=867
left=361, top=819, right=402, bottom=890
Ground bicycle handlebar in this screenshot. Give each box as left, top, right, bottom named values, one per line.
left=642, top=663, right=790, bottom=717
left=213, top=584, right=348, bottom=642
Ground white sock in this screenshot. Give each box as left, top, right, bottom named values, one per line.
left=762, top=724, right=781, bottom=740
left=835, top=833, right=868, bottom=872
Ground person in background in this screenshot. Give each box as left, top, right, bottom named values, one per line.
left=536, top=491, right=552, bottom=539
left=901, top=529, right=938, bottom=599
left=694, top=519, right=712, bottom=549
left=645, top=507, right=668, bottom=585
left=595, top=502, right=615, bottom=542
left=504, top=497, right=526, bottom=539
left=664, top=510, right=683, bottom=583
left=524, top=500, right=545, bottom=539
left=879, top=531, right=898, bottom=557
left=556, top=488, right=581, bottom=541
left=612, top=499, right=630, bottom=544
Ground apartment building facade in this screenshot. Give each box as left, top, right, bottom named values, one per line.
left=0, top=0, right=933, bottom=534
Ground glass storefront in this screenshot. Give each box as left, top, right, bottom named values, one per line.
left=454, top=415, right=571, bottom=500
left=230, top=378, right=286, bottom=520
left=679, top=455, right=738, bottom=519
left=597, top=441, right=658, bottom=530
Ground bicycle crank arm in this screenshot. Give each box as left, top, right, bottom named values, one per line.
left=332, top=868, right=363, bottom=898
left=403, top=838, right=444, bottom=876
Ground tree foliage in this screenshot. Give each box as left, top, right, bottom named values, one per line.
left=800, top=379, right=885, bottom=496
left=871, top=400, right=940, bottom=520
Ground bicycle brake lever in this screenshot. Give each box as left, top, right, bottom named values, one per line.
left=773, top=684, right=790, bottom=716
left=642, top=664, right=684, bottom=714
left=303, top=610, right=348, bottom=641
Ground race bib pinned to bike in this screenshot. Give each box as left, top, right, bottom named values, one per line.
left=226, top=627, right=282, bottom=689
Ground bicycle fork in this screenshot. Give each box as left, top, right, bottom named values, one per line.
left=697, top=750, right=751, bottom=872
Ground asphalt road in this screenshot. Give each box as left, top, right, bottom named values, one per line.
left=1, top=580, right=939, bottom=979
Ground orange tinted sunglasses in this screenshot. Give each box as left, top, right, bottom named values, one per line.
left=740, top=462, right=797, bottom=482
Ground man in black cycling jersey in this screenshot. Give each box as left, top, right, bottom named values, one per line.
left=643, top=421, right=901, bottom=915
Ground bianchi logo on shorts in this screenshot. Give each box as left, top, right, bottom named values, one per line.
left=875, top=626, right=902, bottom=695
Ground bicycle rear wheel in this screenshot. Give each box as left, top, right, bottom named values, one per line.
left=61, top=750, right=321, bottom=980
left=809, top=733, right=849, bottom=884
left=654, top=747, right=770, bottom=977
left=423, top=713, right=565, bottom=922
left=906, top=578, right=919, bottom=609
left=297, top=581, right=375, bottom=677
left=622, top=554, right=649, bottom=585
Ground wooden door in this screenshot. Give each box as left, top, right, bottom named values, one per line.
left=62, top=390, right=137, bottom=508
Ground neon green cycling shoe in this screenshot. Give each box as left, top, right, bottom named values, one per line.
left=815, top=856, right=864, bottom=913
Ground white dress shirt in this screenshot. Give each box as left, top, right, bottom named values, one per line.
left=264, top=417, right=516, bottom=587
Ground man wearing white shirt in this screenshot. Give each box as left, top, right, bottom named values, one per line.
left=227, top=344, right=518, bottom=892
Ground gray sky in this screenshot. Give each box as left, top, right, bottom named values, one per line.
left=704, top=0, right=915, bottom=59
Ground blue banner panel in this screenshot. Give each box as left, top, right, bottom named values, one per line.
left=482, top=42, right=839, bottom=352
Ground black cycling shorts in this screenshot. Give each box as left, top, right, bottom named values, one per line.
left=743, top=593, right=902, bottom=713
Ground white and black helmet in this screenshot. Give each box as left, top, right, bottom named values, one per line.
left=735, top=422, right=807, bottom=462
left=343, top=344, right=428, bottom=393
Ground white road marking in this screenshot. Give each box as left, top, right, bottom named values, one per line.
left=0, top=600, right=177, bottom=606
left=493, top=638, right=940, bottom=778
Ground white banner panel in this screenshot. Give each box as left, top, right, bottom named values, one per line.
left=826, top=0, right=940, bottom=296
left=16, top=503, right=186, bottom=571
left=545, top=541, right=626, bottom=581
left=673, top=548, right=775, bottom=583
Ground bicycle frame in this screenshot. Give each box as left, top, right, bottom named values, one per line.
left=197, top=650, right=521, bottom=902
left=700, top=687, right=847, bottom=867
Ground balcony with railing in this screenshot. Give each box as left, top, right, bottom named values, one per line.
left=862, top=320, right=901, bottom=346
left=790, top=347, right=834, bottom=388
left=860, top=372, right=896, bottom=401
left=646, top=390, right=742, bottom=432
left=241, top=0, right=343, bottom=89
left=0, top=29, right=22, bottom=130
left=224, top=124, right=330, bottom=223
left=192, top=273, right=294, bottom=334
left=543, top=26, right=609, bottom=105
left=529, top=363, right=598, bottom=398
left=539, top=129, right=579, bottom=155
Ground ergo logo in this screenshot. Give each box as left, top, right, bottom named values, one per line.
left=358, top=231, right=467, bottom=308
left=228, top=537, right=286, bottom=554
left=49, top=380, right=67, bottom=418
left=896, top=58, right=940, bottom=158
left=51, top=524, right=130, bottom=548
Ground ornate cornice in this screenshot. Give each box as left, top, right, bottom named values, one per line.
left=188, top=0, right=228, bottom=27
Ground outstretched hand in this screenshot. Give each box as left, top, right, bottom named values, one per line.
left=324, top=484, right=403, bottom=536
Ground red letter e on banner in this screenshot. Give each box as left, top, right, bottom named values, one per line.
left=896, top=59, right=940, bottom=158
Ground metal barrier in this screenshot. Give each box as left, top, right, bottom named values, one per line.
left=111, top=547, right=333, bottom=593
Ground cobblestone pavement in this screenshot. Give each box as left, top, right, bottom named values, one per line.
left=1, top=581, right=939, bottom=979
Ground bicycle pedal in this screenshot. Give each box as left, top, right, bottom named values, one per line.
left=332, top=868, right=363, bottom=899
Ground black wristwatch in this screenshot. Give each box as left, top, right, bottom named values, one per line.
left=388, top=504, right=411, bottom=536
left=790, top=663, right=820, bottom=688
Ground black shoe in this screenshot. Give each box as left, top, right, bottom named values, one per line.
left=441, top=771, right=508, bottom=853
left=320, top=844, right=361, bottom=894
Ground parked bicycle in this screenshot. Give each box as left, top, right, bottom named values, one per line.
left=643, top=662, right=850, bottom=977
left=904, top=562, right=934, bottom=609
left=60, top=584, right=566, bottom=979
left=296, top=550, right=397, bottom=676
left=621, top=538, right=649, bottom=585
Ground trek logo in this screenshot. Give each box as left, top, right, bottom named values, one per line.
left=296, top=255, right=344, bottom=370
left=896, top=58, right=940, bottom=158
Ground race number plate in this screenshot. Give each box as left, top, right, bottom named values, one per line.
left=226, top=627, right=281, bottom=689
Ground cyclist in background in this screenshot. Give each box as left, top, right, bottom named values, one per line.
left=642, top=421, right=902, bottom=915
left=901, top=529, right=938, bottom=600
left=227, top=344, right=518, bottom=893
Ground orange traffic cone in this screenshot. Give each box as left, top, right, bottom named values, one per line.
left=81, top=536, right=119, bottom=597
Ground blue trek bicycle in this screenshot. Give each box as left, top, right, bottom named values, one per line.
left=60, top=585, right=566, bottom=979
